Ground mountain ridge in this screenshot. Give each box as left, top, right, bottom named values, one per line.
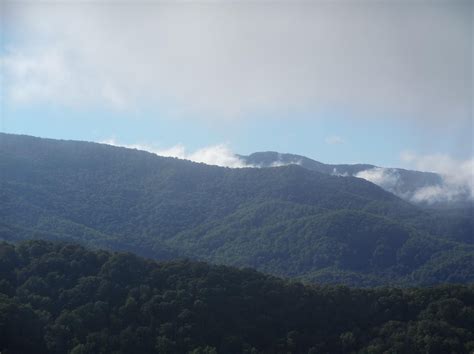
left=1, top=133, right=472, bottom=286
left=239, top=151, right=455, bottom=206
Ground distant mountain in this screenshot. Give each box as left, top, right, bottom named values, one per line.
left=239, top=151, right=457, bottom=206
left=1, top=133, right=473, bottom=286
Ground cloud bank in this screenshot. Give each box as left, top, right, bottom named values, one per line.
left=2, top=0, right=472, bottom=123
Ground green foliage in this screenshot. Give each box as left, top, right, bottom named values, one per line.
left=0, top=240, right=473, bottom=353
left=1, top=133, right=473, bottom=286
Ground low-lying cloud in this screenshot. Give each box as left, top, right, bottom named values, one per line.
left=355, top=154, right=473, bottom=204
left=102, top=139, right=473, bottom=204
left=101, top=139, right=474, bottom=204
left=101, top=139, right=305, bottom=169
left=101, top=139, right=250, bottom=168
left=355, top=168, right=400, bottom=193
left=401, top=152, right=474, bottom=204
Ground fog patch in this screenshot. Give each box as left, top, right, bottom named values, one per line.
left=268, top=156, right=302, bottom=168
left=355, top=167, right=400, bottom=192
left=403, top=154, right=474, bottom=204
left=331, top=168, right=349, bottom=177
left=354, top=154, right=474, bottom=204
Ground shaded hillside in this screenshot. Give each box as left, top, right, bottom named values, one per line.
left=0, top=133, right=472, bottom=285
left=1, top=240, right=473, bottom=354
left=170, top=206, right=474, bottom=286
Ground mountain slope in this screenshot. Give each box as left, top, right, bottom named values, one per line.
left=240, top=151, right=468, bottom=207
left=0, top=133, right=472, bottom=285
left=1, top=240, right=474, bottom=354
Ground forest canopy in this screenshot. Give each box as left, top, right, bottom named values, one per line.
left=1, top=240, right=473, bottom=354
left=1, top=133, right=473, bottom=287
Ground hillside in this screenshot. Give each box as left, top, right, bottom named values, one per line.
left=1, top=240, right=473, bottom=354
left=0, top=133, right=473, bottom=286
left=239, top=151, right=460, bottom=206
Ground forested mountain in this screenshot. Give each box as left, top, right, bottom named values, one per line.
left=0, top=133, right=473, bottom=286
left=241, top=151, right=376, bottom=175
left=1, top=240, right=474, bottom=354
left=239, top=151, right=460, bottom=207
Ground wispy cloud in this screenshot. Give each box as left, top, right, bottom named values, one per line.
left=325, top=136, right=344, bottom=145
left=401, top=152, right=473, bottom=203
left=101, top=139, right=250, bottom=168
left=186, top=145, right=249, bottom=168
left=355, top=167, right=400, bottom=192
left=349, top=153, right=474, bottom=204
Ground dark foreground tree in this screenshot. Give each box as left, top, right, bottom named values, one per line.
left=0, top=240, right=473, bottom=354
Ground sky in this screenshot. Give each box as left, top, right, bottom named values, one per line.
left=0, top=0, right=473, bottom=173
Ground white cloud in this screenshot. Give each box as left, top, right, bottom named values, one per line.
left=99, top=139, right=164, bottom=155
left=0, top=47, right=129, bottom=109
left=401, top=152, right=473, bottom=203
left=187, top=145, right=249, bottom=168
left=100, top=140, right=474, bottom=203
left=355, top=167, right=400, bottom=191
left=1, top=49, right=69, bottom=104
left=154, top=144, right=187, bottom=160
left=353, top=154, right=474, bottom=204
left=269, top=159, right=301, bottom=168
left=1, top=0, right=472, bottom=124
left=100, top=139, right=250, bottom=168
left=325, top=136, right=344, bottom=145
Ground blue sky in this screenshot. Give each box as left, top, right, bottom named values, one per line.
left=3, top=101, right=471, bottom=168
left=0, top=0, right=472, bottom=169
